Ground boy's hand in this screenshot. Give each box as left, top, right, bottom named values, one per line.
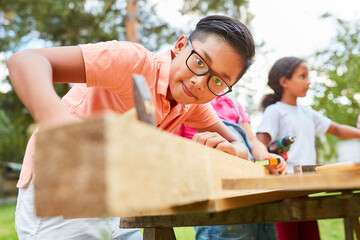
left=192, top=132, right=248, bottom=159
left=266, top=153, right=287, bottom=175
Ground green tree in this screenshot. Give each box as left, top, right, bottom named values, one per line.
left=0, top=91, right=32, bottom=163
left=181, top=0, right=252, bottom=23
left=311, top=15, right=360, bottom=163
left=0, top=0, right=177, bottom=51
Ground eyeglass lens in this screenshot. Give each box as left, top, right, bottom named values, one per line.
left=187, top=52, right=229, bottom=96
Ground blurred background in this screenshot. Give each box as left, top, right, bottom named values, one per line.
left=0, top=0, right=359, bottom=197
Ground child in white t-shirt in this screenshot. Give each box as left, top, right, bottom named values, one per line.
left=256, top=56, right=360, bottom=240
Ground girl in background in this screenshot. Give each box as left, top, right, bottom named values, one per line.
left=256, top=56, right=360, bottom=240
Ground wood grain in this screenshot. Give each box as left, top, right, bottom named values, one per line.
left=315, top=162, right=360, bottom=173
left=222, top=171, right=360, bottom=191
left=34, top=111, right=267, bottom=218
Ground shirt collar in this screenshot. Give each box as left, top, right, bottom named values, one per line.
left=156, top=49, right=191, bottom=114
left=156, top=49, right=176, bottom=97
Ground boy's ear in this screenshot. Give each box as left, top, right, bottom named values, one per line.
left=173, top=35, right=188, bottom=55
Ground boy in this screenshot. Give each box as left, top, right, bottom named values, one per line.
left=8, top=15, right=255, bottom=239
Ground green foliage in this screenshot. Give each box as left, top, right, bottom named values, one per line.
left=0, top=110, right=13, bottom=139
left=0, top=90, right=33, bottom=163
left=311, top=15, right=360, bottom=162
left=181, top=0, right=252, bottom=24
left=136, top=2, right=180, bottom=51
left=0, top=0, right=175, bottom=51
left=1, top=0, right=123, bottom=49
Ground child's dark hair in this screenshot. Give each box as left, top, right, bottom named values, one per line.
left=260, top=56, right=304, bottom=111
left=189, top=15, right=255, bottom=83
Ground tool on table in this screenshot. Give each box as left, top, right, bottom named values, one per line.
left=132, top=74, right=156, bottom=126
left=267, top=136, right=295, bottom=160
left=294, top=162, right=360, bottom=174
left=252, top=158, right=281, bottom=167
left=293, top=164, right=321, bottom=174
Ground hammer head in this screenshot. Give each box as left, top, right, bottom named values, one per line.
left=132, top=74, right=156, bottom=126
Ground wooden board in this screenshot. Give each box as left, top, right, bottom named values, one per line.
left=222, top=171, right=360, bottom=191
left=315, top=162, right=360, bottom=173
left=34, top=111, right=268, bottom=218
left=130, top=189, right=316, bottom=217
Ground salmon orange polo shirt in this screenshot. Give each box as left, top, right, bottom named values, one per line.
left=17, top=40, right=220, bottom=188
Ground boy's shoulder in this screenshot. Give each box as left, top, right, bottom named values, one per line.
left=80, top=40, right=155, bottom=56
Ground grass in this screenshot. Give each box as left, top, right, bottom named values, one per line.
left=318, top=218, right=346, bottom=240
left=0, top=202, right=356, bottom=240
left=174, top=227, right=195, bottom=239
left=0, top=202, right=17, bottom=240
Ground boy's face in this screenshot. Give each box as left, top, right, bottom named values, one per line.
left=167, top=35, right=244, bottom=105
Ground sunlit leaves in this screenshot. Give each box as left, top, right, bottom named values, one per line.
left=312, top=14, right=360, bottom=162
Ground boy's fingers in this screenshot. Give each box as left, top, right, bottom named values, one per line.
left=192, top=133, right=206, bottom=144
left=193, top=132, right=224, bottom=146
left=216, top=142, right=237, bottom=156
left=192, top=132, right=237, bottom=156
left=204, top=136, right=226, bottom=148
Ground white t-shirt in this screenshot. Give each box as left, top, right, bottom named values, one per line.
left=257, top=102, right=332, bottom=173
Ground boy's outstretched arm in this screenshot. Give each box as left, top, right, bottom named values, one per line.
left=7, top=46, right=85, bottom=128
left=195, top=121, right=249, bottom=159
left=327, top=122, right=360, bottom=139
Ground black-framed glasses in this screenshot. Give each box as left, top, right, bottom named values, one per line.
left=186, top=39, right=232, bottom=96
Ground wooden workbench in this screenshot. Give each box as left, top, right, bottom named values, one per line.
left=33, top=113, right=360, bottom=239
left=121, top=190, right=360, bottom=240
left=119, top=165, right=360, bottom=239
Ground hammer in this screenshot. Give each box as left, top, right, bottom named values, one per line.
left=132, top=74, right=156, bottom=126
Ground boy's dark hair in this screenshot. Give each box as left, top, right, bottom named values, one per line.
left=189, top=15, right=255, bottom=83
left=260, top=56, right=304, bottom=111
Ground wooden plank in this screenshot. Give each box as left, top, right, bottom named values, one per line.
left=222, top=171, right=360, bottom=191
left=34, top=111, right=267, bottom=218
left=212, top=189, right=316, bottom=212
left=132, top=190, right=315, bottom=217
left=120, top=191, right=360, bottom=228
left=315, top=162, right=360, bottom=173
